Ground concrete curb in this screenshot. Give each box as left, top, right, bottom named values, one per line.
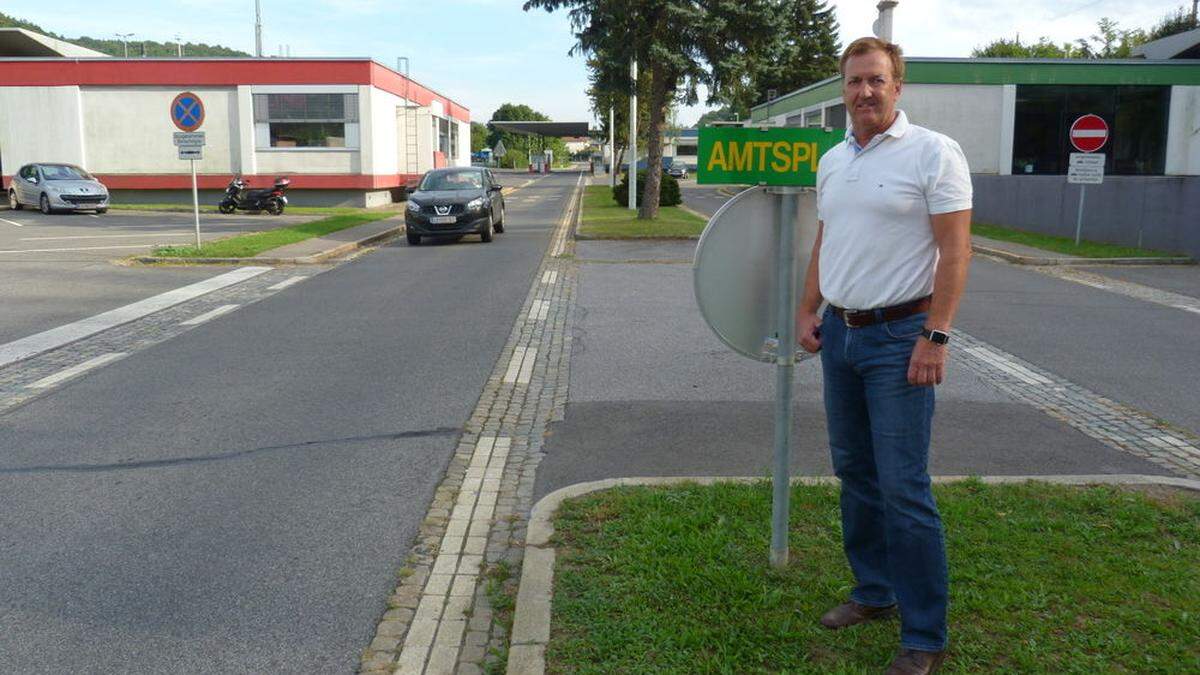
left=131, top=225, right=403, bottom=266
left=573, top=234, right=699, bottom=242
left=507, top=473, right=1200, bottom=674
left=972, top=243, right=1194, bottom=267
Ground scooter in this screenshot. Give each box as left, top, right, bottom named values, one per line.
left=218, top=176, right=290, bottom=215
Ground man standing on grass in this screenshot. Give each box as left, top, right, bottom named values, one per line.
left=796, top=37, right=973, bottom=675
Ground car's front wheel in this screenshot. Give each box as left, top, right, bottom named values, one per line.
left=8, top=190, right=21, bottom=210
left=96, top=208, right=107, bottom=215
left=406, top=232, right=421, bottom=245
left=39, top=193, right=52, bottom=215
left=480, top=213, right=494, bottom=243
left=493, top=204, right=505, bottom=233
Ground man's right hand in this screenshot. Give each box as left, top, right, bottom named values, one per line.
left=797, top=311, right=822, bottom=353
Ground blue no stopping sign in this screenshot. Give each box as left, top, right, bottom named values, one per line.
left=170, top=92, right=205, bottom=132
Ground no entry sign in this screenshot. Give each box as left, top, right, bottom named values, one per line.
left=1069, top=114, right=1108, bottom=153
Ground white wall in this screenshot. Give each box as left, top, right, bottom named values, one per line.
left=901, top=84, right=1005, bottom=174
left=367, top=87, right=404, bottom=176
left=396, top=105, right=435, bottom=175
left=0, top=86, right=87, bottom=178
left=1166, top=85, right=1200, bottom=176
left=453, top=119, right=470, bottom=167
left=82, top=86, right=237, bottom=174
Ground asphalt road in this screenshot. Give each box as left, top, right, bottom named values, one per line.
left=0, top=171, right=577, bottom=673
left=534, top=240, right=1181, bottom=500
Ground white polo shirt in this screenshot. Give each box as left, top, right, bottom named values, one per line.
left=815, top=110, right=972, bottom=310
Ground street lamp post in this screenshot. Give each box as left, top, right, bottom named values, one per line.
left=629, top=58, right=638, bottom=211
left=115, top=33, right=134, bottom=58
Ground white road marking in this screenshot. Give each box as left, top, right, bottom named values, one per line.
left=516, top=347, right=538, bottom=385
left=1173, top=304, right=1200, bottom=316
left=0, top=267, right=270, bottom=369
left=527, top=300, right=550, bottom=322
left=963, top=346, right=1052, bottom=385
left=503, top=347, right=527, bottom=383
left=0, top=244, right=153, bottom=254
left=180, top=304, right=241, bottom=326
left=268, top=276, right=306, bottom=291
left=28, top=353, right=127, bottom=389
left=541, top=270, right=558, bottom=284
left=0, top=216, right=24, bottom=227
left=20, top=233, right=192, bottom=241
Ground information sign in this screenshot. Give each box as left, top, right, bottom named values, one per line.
left=173, top=132, right=206, bottom=147
left=1068, top=152, right=1105, bottom=185
left=698, top=127, right=840, bottom=186
left=178, top=146, right=203, bottom=160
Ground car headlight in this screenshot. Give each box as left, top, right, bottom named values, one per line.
left=406, top=200, right=421, bottom=213
left=467, top=196, right=485, bottom=211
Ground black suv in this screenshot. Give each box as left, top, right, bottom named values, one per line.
left=405, top=168, right=505, bottom=245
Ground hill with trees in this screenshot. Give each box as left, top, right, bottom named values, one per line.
left=0, top=11, right=250, bottom=57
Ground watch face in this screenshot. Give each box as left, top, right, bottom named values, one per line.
left=923, top=329, right=950, bottom=344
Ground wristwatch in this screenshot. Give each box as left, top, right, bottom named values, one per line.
left=921, top=328, right=950, bottom=345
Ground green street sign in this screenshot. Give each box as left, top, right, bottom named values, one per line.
left=697, top=126, right=843, bottom=186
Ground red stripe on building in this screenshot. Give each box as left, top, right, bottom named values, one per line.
left=0, top=59, right=469, bottom=123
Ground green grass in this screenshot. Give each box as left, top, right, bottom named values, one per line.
left=549, top=480, right=1200, bottom=674
left=111, top=203, right=392, bottom=216
left=972, top=222, right=1182, bottom=259
left=150, top=211, right=395, bottom=258
left=577, top=185, right=706, bottom=239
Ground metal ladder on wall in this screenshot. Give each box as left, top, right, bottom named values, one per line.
left=398, top=57, right=419, bottom=187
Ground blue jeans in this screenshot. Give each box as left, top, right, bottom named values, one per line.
left=819, top=305, right=948, bottom=652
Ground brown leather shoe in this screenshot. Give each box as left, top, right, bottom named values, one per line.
left=884, top=649, right=946, bottom=675
left=818, top=600, right=897, bottom=629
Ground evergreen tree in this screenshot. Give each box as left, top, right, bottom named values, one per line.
left=737, top=0, right=840, bottom=112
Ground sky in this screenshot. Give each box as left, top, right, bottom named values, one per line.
left=4, top=1, right=1187, bottom=127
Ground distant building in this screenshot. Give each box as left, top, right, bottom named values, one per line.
left=0, top=30, right=470, bottom=207
left=664, top=128, right=698, bottom=170
left=751, top=57, right=1200, bottom=257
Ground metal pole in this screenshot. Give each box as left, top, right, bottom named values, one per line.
left=1074, top=184, right=1086, bottom=247
left=191, top=159, right=201, bottom=249
left=769, top=187, right=801, bottom=568
left=609, top=106, right=616, bottom=188
left=629, top=58, right=638, bottom=211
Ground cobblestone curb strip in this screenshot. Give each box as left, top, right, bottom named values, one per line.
left=506, top=473, right=1200, bottom=675
left=357, top=173, right=584, bottom=675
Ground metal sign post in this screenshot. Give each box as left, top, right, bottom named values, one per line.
left=694, top=125, right=835, bottom=568
left=628, top=58, right=638, bottom=211
left=171, top=93, right=206, bottom=248
left=1067, top=115, right=1108, bottom=247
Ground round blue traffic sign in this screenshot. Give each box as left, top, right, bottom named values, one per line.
left=170, top=92, right=205, bottom=132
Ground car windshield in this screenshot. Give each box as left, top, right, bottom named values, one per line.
left=40, top=165, right=93, bottom=181
left=420, top=171, right=484, bottom=191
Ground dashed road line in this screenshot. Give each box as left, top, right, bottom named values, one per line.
left=1035, top=266, right=1200, bottom=316
left=0, top=216, right=24, bottom=227
left=180, top=304, right=241, bottom=326
left=541, top=271, right=557, bottom=284
left=20, top=233, right=193, bottom=241
left=527, top=300, right=550, bottom=322
left=28, top=353, right=126, bottom=389
left=0, top=266, right=271, bottom=369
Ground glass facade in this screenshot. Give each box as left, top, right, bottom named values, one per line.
left=1012, top=85, right=1170, bottom=176
left=253, top=93, right=359, bottom=148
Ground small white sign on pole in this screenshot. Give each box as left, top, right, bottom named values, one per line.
left=178, top=146, right=203, bottom=160
left=1068, top=152, right=1104, bottom=185
left=173, top=131, right=206, bottom=147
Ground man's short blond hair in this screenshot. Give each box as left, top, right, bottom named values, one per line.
left=839, top=37, right=905, bottom=82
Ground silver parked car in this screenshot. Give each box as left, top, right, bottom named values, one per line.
left=8, top=163, right=110, bottom=214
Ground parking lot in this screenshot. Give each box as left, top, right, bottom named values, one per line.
left=0, top=207, right=312, bottom=262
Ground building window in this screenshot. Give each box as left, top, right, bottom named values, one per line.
left=676, top=144, right=698, bottom=156
left=825, top=103, right=846, bottom=128
left=450, top=121, right=459, bottom=159
left=253, top=93, right=359, bottom=148
left=438, top=118, right=451, bottom=155
left=1012, top=85, right=1170, bottom=176
left=804, top=110, right=823, bottom=127
left=785, top=113, right=805, bottom=128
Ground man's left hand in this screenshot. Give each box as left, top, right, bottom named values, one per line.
left=907, top=339, right=947, bottom=386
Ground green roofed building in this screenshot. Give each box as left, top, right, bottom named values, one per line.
left=750, top=56, right=1200, bottom=257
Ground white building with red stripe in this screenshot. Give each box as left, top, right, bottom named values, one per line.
left=0, top=31, right=470, bottom=207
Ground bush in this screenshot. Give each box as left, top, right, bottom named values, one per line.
left=612, top=170, right=681, bottom=207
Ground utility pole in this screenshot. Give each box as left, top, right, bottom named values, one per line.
left=175, top=34, right=183, bottom=58
left=255, top=0, right=264, bottom=57
left=1193, top=0, right=1198, bottom=28
left=628, top=57, right=638, bottom=211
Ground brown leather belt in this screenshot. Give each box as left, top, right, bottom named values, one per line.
left=831, top=296, right=931, bottom=328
